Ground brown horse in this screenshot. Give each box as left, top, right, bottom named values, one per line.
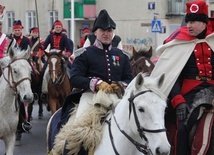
left=130, top=46, right=155, bottom=76
left=45, top=51, right=72, bottom=114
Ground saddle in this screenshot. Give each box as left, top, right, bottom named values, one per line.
left=185, top=87, right=214, bottom=155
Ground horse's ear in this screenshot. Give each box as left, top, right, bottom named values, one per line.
left=8, top=39, right=17, bottom=59
left=135, top=73, right=144, bottom=90
left=156, top=73, right=165, bottom=88
left=148, top=46, right=153, bottom=58
left=44, top=51, right=50, bottom=57
left=23, top=45, right=31, bottom=59
left=59, top=50, right=63, bottom=55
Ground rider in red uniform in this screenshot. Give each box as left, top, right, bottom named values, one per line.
left=151, top=0, right=214, bottom=154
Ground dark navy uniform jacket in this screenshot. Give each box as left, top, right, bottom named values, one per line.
left=43, top=32, right=73, bottom=54
left=70, top=40, right=133, bottom=90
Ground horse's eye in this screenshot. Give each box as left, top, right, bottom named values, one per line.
left=139, top=107, right=145, bottom=112
left=13, top=70, right=17, bottom=74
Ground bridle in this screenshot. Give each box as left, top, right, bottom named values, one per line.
left=2, top=58, right=31, bottom=111
left=2, top=58, right=31, bottom=92
left=106, top=90, right=166, bottom=155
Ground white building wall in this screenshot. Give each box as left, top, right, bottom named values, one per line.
left=1, top=0, right=214, bottom=52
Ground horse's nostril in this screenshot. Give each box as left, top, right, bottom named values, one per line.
left=156, top=147, right=170, bottom=155
left=156, top=147, right=160, bottom=155
left=23, top=95, right=27, bottom=100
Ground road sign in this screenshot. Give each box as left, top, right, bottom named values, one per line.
left=151, top=20, right=162, bottom=33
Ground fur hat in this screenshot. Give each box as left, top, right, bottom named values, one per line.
left=13, top=20, right=24, bottom=29
left=92, top=9, right=116, bottom=32
left=185, top=0, right=209, bottom=24
left=53, top=20, right=63, bottom=27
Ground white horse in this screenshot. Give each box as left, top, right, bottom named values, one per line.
left=48, top=73, right=170, bottom=155
left=0, top=40, right=34, bottom=155
left=93, top=73, right=170, bottom=155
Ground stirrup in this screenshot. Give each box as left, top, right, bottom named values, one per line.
left=41, top=93, right=47, bottom=100
left=22, top=121, right=32, bottom=133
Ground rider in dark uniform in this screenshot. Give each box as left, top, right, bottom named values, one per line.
left=61, top=9, right=133, bottom=154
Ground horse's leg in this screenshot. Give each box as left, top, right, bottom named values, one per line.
left=27, top=102, right=34, bottom=122
left=4, top=133, right=16, bottom=155
left=38, top=97, right=43, bottom=119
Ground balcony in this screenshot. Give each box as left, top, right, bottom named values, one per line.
left=166, top=0, right=187, bottom=17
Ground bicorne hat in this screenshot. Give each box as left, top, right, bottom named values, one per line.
left=185, top=0, right=208, bottom=24
left=92, top=9, right=116, bottom=32
left=13, top=20, right=24, bottom=29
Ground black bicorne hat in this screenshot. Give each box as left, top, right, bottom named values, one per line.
left=92, top=9, right=116, bottom=32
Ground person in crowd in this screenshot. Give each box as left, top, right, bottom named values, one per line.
left=78, top=27, right=91, bottom=48
left=43, top=20, right=73, bottom=55
left=0, top=21, right=12, bottom=58
left=61, top=27, right=74, bottom=57
left=29, top=27, right=45, bottom=69
left=150, top=0, right=214, bottom=154
left=10, top=20, right=32, bottom=145
left=11, top=20, right=30, bottom=50
left=70, top=9, right=133, bottom=122
left=83, top=16, right=123, bottom=50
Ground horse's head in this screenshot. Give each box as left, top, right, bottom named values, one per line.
left=45, top=50, right=65, bottom=84
left=130, top=47, right=155, bottom=77
left=124, top=73, right=170, bottom=154
left=2, top=39, right=34, bottom=103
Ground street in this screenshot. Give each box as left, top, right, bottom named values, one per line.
left=0, top=104, right=51, bottom=155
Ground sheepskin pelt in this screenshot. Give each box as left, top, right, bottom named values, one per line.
left=51, top=90, right=120, bottom=155
left=186, top=87, right=214, bottom=132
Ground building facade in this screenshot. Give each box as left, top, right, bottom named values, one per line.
left=1, top=0, right=214, bottom=51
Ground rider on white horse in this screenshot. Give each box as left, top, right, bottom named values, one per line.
left=69, top=9, right=133, bottom=153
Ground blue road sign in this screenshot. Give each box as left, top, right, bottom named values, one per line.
left=151, top=20, right=162, bottom=33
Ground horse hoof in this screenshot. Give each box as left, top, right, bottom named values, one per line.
left=15, top=133, right=22, bottom=146
left=15, top=140, right=22, bottom=146
left=38, top=113, right=43, bottom=119
left=46, top=105, right=51, bottom=111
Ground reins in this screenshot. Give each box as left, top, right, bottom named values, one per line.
left=2, top=58, right=31, bottom=92
left=107, top=89, right=166, bottom=155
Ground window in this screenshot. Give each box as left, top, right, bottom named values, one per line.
left=5, top=11, right=15, bottom=34
left=26, top=11, right=36, bottom=34
left=167, top=0, right=188, bottom=16
left=49, top=11, right=58, bottom=31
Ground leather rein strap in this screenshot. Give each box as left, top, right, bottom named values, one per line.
left=107, top=90, right=166, bottom=155
left=2, top=58, right=31, bottom=92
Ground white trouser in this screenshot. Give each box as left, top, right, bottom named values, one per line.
left=75, top=91, right=94, bottom=121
